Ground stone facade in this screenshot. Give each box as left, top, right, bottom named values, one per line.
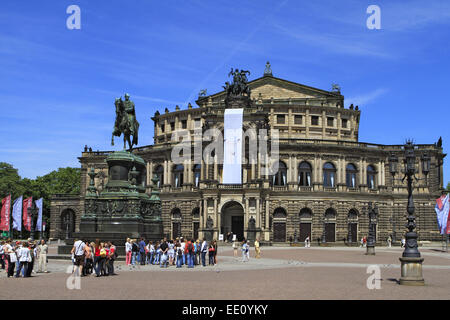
left=50, top=72, right=446, bottom=244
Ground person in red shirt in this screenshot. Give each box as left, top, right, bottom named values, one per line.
left=107, top=242, right=117, bottom=276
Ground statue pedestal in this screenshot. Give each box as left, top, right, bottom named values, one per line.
left=399, top=257, right=425, bottom=286
left=203, top=229, right=214, bottom=242
left=73, top=150, right=163, bottom=244
left=365, top=245, right=376, bottom=255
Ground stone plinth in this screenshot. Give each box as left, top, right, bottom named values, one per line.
left=365, top=245, right=376, bottom=255
left=399, top=257, right=425, bottom=286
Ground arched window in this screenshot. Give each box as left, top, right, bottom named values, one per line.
left=298, top=161, right=312, bottom=186
left=271, top=161, right=287, bottom=186
left=348, top=209, right=358, bottom=220
left=325, top=208, right=337, bottom=219
left=274, top=207, right=287, bottom=218
left=173, top=164, right=184, bottom=188
left=299, top=208, right=312, bottom=219
left=323, top=162, right=336, bottom=187
left=193, top=164, right=201, bottom=187
left=367, top=165, right=376, bottom=189
left=153, top=165, right=164, bottom=188
left=346, top=163, right=357, bottom=188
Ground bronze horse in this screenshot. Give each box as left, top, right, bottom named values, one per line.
left=111, top=96, right=139, bottom=151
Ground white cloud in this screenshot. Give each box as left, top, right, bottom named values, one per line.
left=346, top=88, right=388, bottom=106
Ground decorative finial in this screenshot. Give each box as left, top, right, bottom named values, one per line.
left=264, top=61, right=272, bottom=76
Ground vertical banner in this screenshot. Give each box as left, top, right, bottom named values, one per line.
left=23, top=197, right=33, bottom=231
left=12, top=196, right=23, bottom=231
left=35, top=198, right=43, bottom=232
left=0, top=195, right=11, bottom=231
left=223, top=108, right=243, bottom=184
left=435, top=194, right=450, bottom=235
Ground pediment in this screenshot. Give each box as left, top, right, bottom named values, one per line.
left=206, top=75, right=341, bottom=103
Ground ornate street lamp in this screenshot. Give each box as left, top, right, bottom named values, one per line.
left=28, top=202, right=39, bottom=241
left=389, top=140, right=425, bottom=285
left=365, top=202, right=378, bottom=255
left=421, top=153, right=431, bottom=185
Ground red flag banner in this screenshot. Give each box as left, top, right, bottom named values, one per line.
left=0, top=195, right=11, bottom=231
left=23, top=197, right=32, bottom=232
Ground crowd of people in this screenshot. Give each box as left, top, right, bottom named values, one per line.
left=1, top=236, right=262, bottom=278
left=124, top=237, right=219, bottom=268
left=0, top=239, right=49, bottom=278
left=70, top=239, right=117, bottom=277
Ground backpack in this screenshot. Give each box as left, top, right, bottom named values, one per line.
left=100, top=248, right=107, bottom=258
left=188, top=242, right=194, bottom=253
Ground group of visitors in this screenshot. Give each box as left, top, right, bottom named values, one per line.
left=71, top=239, right=117, bottom=277
left=0, top=239, right=49, bottom=278
left=125, top=237, right=218, bottom=268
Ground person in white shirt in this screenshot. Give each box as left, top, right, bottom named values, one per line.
left=180, top=238, right=186, bottom=265
left=125, top=238, right=132, bottom=266
left=71, top=239, right=86, bottom=276
left=242, top=241, right=249, bottom=262
left=15, top=242, right=31, bottom=278
left=200, top=239, right=208, bottom=267
left=305, top=236, right=311, bottom=248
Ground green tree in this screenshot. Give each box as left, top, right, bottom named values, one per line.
left=0, top=162, right=28, bottom=200
left=446, top=182, right=450, bottom=192
left=0, top=163, right=80, bottom=239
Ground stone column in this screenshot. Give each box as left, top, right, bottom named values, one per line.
left=163, top=160, right=168, bottom=185
left=305, top=109, right=310, bottom=139
left=200, top=158, right=205, bottom=180
left=337, top=112, right=341, bottom=140
left=214, top=155, right=218, bottom=181
left=293, top=156, right=298, bottom=184
left=256, top=198, right=261, bottom=228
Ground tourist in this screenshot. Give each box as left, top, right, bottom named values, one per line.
left=194, top=239, right=200, bottom=265
left=125, top=238, right=132, bottom=266
left=16, top=241, right=31, bottom=278
left=0, top=241, right=5, bottom=270
left=36, top=239, right=48, bottom=273
left=255, top=238, right=261, bottom=258
left=159, top=238, right=168, bottom=268
left=4, top=240, right=16, bottom=278
left=131, top=239, right=139, bottom=266
left=186, top=238, right=194, bottom=268
left=180, top=238, right=186, bottom=265
left=242, top=240, right=249, bottom=262
left=232, top=240, right=238, bottom=257
left=401, top=237, right=406, bottom=248
left=200, top=238, right=208, bottom=267
left=71, top=238, right=86, bottom=276
left=387, top=235, right=392, bottom=248
left=176, top=243, right=182, bottom=268
left=153, top=241, right=160, bottom=265
left=27, top=241, right=36, bottom=277
left=139, top=237, right=146, bottom=265
left=168, top=240, right=175, bottom=265
left=100, top=243, right=108, bottom=276
left=93, top=240, right=103, bottom=277
left=213, top=240, right=218, bottom=265
left=149, top=241, right=155, bottom=265
left=83, top=240, right=93, bottom=276
left=107, top=242, right=117, bottom=275
left=305, top=236, right=311, bottom=248
left=208, top=242, right=215, bottom=265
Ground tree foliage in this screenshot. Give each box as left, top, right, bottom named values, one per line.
left=0, top=163, right=80, bottom=238
left=446, top=182, right=450, bottom=192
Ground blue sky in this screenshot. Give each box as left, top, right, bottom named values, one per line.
left=0, top=0, right=449, bottom=186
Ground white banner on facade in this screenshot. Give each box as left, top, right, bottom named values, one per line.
left=223, top=108, right=243, bottom=184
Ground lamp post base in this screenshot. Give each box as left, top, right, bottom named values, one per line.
left=399, top=257, right=425, bottom=286
left=365, top=245, right=376, bottom=255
